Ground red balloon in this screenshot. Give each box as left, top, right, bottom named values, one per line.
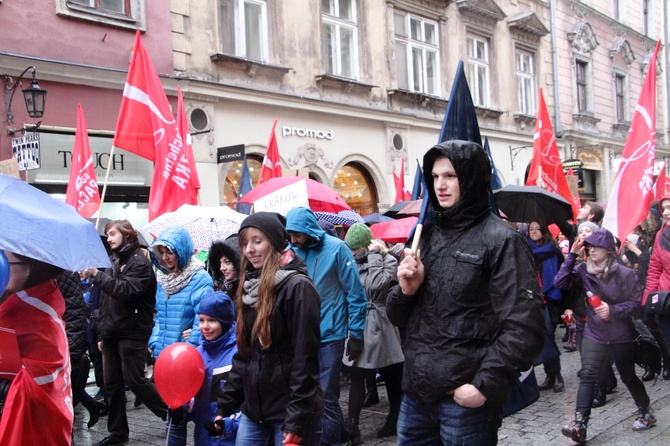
left=154, top=343, right=205, bottom=409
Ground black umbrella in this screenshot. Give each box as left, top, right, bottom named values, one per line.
left=383, top=201, right=414, bottom=219
left=492, top=185, right=573, bottom=225
left=362, top=213, right=394, bottom=225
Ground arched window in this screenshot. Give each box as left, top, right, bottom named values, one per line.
left=223, top=155, right=263, bottom=208
left=333, top=163, right=378, bottom=215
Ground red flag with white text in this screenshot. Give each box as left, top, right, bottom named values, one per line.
left=113, top=31, right=198, bottom=221
left=602, top=40, right=661, bottom=241
left=258, top=119, right=282, bottom=184
left=177, top=86, right=201, bottom=190
left=654, top=162, right=668, bottom=200
left=394, top=157, right=411, bottom=204
left=65, top=104, right=101, bottom=218
left=526, top=88, right=580, bottom=220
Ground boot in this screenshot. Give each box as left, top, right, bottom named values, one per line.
left=592, top=388, right=607, bottom=408
left=563, top=326, right=577, bottom=352
left=346, top=417, right=362, bottom=445
left=362, top=390, right=379, bottom=407
left=538, top=373, right=556, bottom=391
left=553, top=373, right=565, bottom=393
left=84, top=399, right=106, bottom=429
left=641, top=367, right=656, bottom=382
left=561, top=412, right=588, bottom=444
left=377, top=412, right=398, bottom=438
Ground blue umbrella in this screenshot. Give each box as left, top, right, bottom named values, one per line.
left=0, top=174, right=111, bottom=271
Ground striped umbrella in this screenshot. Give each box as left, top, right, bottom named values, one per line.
left=314, top=210, right=364, bottom=225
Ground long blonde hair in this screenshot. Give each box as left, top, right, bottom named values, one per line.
left=235, top=228, right=281, bottom=357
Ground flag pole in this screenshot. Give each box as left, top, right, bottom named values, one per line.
left=96, top=145, right=116, bottom=230
left=410, top=224, right=423, bottom=253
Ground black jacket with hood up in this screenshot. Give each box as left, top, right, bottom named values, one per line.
left=387, top=140, right=546, bottom=407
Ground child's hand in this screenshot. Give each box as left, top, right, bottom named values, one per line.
left=182, top=328, right=192, bottom=341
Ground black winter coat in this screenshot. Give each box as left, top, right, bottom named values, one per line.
left=217, top=253, right=323, bottom=438
left=92, top=244, right=157, bottom=342
left=58, top=271, right=88, bottom=359
left=387, top=141, right=546, bottom=407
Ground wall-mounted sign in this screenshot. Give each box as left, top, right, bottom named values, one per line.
left=562, top=159, right=584, bottom=170
left=12, top=133, right=41, bottom=171
left=217, top=144, right=245, bottom=164
left=282, top=126, right=333, bottom=140
left=577, top=147, right=603, bottom=170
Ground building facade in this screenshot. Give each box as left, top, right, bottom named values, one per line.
left=1, top=0, right=668, bottom=223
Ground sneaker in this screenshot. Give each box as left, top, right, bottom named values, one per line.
left=632, top=409, right=657, bottom=431
left=93, top=436, right=129, bottom=446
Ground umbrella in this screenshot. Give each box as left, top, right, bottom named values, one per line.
left=370, top=217, right=418, bottom=244
left=383, top=200, right=414, bottom=218
left=397, top=199, right=423, bottom=217
left=492, top=185, right=573, bottom=225
left=314, top=210, right=364, bottom=225
left=0, top=174, right=111, bottom=271
left=237, top=177, right=351, bottom=213
left=144, top=204, right=246, bottom=251
left=362, top=213, right=393, bottom=225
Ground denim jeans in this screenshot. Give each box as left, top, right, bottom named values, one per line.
left=397, top=393, right=502, bottom=446
left=166, top=418, right=188, bottom=446
left=235, top=413, right=322, bottom=445
left=319, top=339, right=347, bottom=446
left=576, top=337, right=649, bottom=417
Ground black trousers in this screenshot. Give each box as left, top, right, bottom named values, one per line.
left=576, top=337, right=649, bottom=418
left=102, top=338, right=167, bottom=440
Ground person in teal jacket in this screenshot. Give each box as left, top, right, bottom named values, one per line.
left=285, top=207, right=367, bottom=446
left=149, top=226, right=214, bottom=357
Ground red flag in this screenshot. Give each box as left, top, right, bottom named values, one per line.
left=177, top=86, right=201, bottom=190
left=0, top=281, right=73, bottom=445
left=602, top=40, right=661, bottom=241
left=113, top=31, right=198, bottom=221
left=258, top=119, right=282, bottom=184
left=654, top=162, right=668, bottom=200
left=526, top=88, right=580, bottom=220
left=65, top=104, right=101, bottom=218
left=393, top=157, right=411, bottom=203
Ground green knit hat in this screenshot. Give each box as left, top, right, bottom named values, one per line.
left=345, top=223, right=373, bottom=249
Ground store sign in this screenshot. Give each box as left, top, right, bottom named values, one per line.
left=12, top=132, right=41, bottom=171
left=217, top=144, right=245, bottom=164
left=282, top=126, right=333, bottom=140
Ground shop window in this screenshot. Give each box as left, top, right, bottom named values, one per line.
left=333, top=163, right=377, bottom=215
left=223, top=155, right=263, bottom=208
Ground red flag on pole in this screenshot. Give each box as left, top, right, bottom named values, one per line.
left=654, top=162, right=668, bottom=200
left=177, top=86, right=201, bottom=190
left=393, top=157, right=411, bottom=204
left=602, top=40, right=661, bottom=241
left=258, top=119, right=282, bottom=184
left=113, top=31, right=198, bottom=221
left=526, top=88, right=580, bottom=220
left=65, top=104, right=101, bottom=218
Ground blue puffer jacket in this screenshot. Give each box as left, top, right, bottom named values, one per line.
left=193, top=325, right=239, bottom=445
left=149, top=227, right=214, bottom=358
left=285, top=207, right=367, bottom=342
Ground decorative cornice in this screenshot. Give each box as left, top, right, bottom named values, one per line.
left=387, top=89, right=448, bottom=108
left=609, top=39, right=635, bottom=65
left=567, top=22, right=599, bottom=56
left=456, top=0, right=506, bottom=23
left=506, top=12, right=549, bottom=38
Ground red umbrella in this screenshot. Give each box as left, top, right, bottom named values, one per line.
left=238, top=177, right=351, bottom=213
left=370, top=216, right=418, bottom=244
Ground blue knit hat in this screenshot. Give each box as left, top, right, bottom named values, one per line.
left=199, top=291, right=235, bottom=333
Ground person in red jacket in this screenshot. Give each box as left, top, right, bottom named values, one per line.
left=642, top=197, right=670, bottom=379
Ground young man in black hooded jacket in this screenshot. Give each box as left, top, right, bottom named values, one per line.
left=387, top=140, right=546, bottom=445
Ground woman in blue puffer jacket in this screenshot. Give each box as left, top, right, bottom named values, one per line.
left=149, top=226, right=214, bottom=445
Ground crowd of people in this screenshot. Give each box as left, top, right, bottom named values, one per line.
left=3, top=138, right=670, bottom=446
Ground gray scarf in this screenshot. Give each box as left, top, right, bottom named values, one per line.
left=241, top=269, right=297, bottom=308
left=156, top=257, right=205, bottom=295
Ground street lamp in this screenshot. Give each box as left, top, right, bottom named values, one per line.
left=3, top=66, right=48, bottom=124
